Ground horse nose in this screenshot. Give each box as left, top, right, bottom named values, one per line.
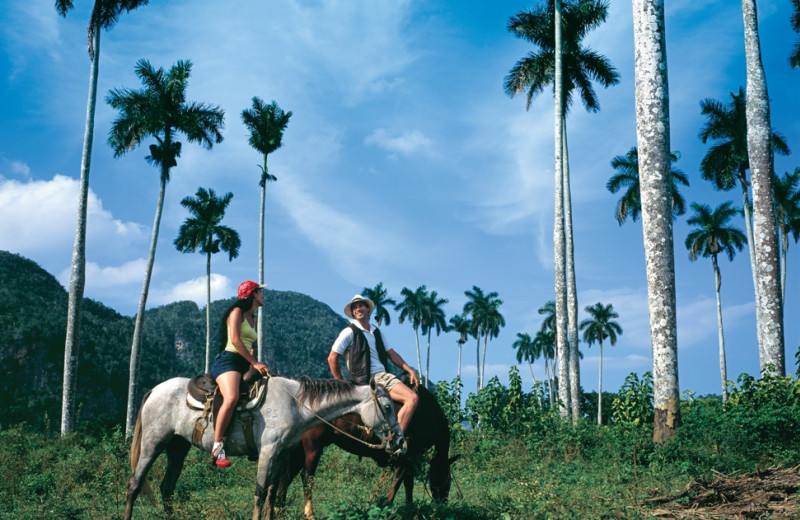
left=393, top=437, right=408, bottom=456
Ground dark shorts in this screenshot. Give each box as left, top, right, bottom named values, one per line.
left=211, top=350, right=249, bottom=379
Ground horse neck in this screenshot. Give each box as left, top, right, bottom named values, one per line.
left=297, top=383, right=371, bottom=425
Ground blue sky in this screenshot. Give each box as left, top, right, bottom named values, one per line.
left=1, top=0, right=798, bottom=399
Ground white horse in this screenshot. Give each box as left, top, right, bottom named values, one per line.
left=123, top=375, right=406, bottom=520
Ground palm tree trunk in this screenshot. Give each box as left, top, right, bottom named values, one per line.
left=425, top=330, right=431, bottom=387
left=712, top=256, right=728, bottom=402
left=61, top=25, right=101, bottom=436
left=738, top=180, right=764, bottom=366
left=742, top=0, right=785, bottom=376
left=527, top=361, right=542, bottom=410
left=205, top=251, right=212, bottom=374
left=126, top=172, right=167, bottom=435
left=597, top=341, right=603, bottom=425
left=414, top=327, right=422, bottom=383
left=632, top=0, right=681, bottom=443
left=563, top=118, right=581, bottom=423
left=481, top=335, right=489, bottom=388
left=781, top=228, right=788, bottom=304
left=257, top=156, right=268, bottom=366
left=457, top=343, right=462, bottom=380
left=553, top=0, right=570, bottom=419
left=476, top=336, right=481, bottom=391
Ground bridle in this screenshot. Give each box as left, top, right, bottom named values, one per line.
left=272, top=375, right=400, bottom=451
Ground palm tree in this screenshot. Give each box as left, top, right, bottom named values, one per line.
left=463, top=286, right=505, bottom=391
left=174, top=187, right=241, bottom=373
left=632, top=0, right=680, bottom=443
left=684, top=202, right=746, bottom=402
left=607, top=146, right=689, bottom=225
left=773, top=169, right=800, bottom=303
left=362, top=282, right=396, bottom=327
left=534, top=328, right=556, bottom=407
left=449, top=314, right=471, bottom=380
left=505, top=0, right=619, bottom=418
left=421, top=290, right=448, bottom=387
left=579, top=302, right=622, bottom=424
left=241, top=97, right=292, bottom=366
left=742, top=0, right=785, bottom=376
left=56, top=0, right=149, bottom=435
left=790, top=0, right=800, bottom=68
left=699, top=87, right=789, bottom=372
left=396, top=285, right=428, bottom=376
left=107, top=59, right=225, bottom=435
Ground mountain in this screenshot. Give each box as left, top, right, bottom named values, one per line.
left=0, top=250, right=347, bottom=431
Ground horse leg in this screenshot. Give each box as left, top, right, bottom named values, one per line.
left=253, top=445, right=277, bottom=520
left=386, top=464, right=406, bottom=504
left=301, top=439, right=326, bottom=520
left=160, top=436, right=191, bottom=516
left=403, top=468, right=414, bottom=503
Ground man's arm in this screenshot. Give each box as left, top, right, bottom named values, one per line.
left=387, top=348, right=419, bottom=388
left=328, top=351, right=343, bottom=380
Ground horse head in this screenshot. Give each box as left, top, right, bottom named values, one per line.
left=429, top=453, right=460, bottom=500
left=360, top=379, right=407, bottom=456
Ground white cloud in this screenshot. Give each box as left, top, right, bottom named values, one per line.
left=364, top=128, right=433, bottom=157
left=149, top=273, right=233, bottom=308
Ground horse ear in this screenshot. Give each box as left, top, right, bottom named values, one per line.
left=369, top=377, right=377, bottom=392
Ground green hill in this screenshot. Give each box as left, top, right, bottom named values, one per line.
left=0, top=250, right=346, bottom=431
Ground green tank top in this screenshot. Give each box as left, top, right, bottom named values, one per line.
left=225, top=317, right=257, bottom=354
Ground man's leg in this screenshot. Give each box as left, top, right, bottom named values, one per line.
left=389, top=382, right=419, bottom=434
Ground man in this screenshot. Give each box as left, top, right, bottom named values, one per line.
left=328, top=294, right=419, bottom=433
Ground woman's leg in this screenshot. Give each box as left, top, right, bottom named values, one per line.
left=214, top=370, right=241, bottom=443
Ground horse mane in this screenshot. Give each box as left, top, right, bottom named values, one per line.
left=294, top=376, right=357, bottom=406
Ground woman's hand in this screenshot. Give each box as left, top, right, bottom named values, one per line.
left=253, top=362, right=270, bottom=376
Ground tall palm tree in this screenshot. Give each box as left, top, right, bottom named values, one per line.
left=579, top=302, right=622, bottom=424
left=685, top=202, right=746, bottom=402
left=107, top=59, right=225, bottom=435
left=56, top=0, right=149, bottom=435
left=396, top=285, right=428, bottom=377
left=174, top=187, right=241, bottom=373
left=607, top=146, right=689, bottom=225
left=505, top=0, right=619, bottom=418
left=773, top=169, right=800, bottom=303
left=632, top=0, right=680, bottom=443
left=742, top=0, right=785, bottom=376
left=241, top=97, right=292, bottom=366
left=790, top=0, right=800, bottom=68
left=536, top=300, right=558, bottom=407
left=513, top=332, right=541, bottom=388
left=699, top=87, right=788, bottom=371
left=449, top=314, right=471, bottom=380
left=362, top=282, right=396, bottom=327
left=421, top=290, right=448, bottom=387
left=463, top=286, right=505, bottom=391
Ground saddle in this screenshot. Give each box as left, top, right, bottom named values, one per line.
left=186, top=368, right=268, bottom=461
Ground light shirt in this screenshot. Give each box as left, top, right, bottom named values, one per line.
left=225, top=318, right=257, bottom=354
left=331, top=320, right=390, bottom=375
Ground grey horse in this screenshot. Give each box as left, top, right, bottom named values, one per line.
left=123, top=376, right=406, bottom=520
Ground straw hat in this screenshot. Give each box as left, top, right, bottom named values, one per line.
left=343, top=294, right=375, bottom=318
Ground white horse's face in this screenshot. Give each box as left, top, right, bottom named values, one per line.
left=362, top=381, right=407, bottom=456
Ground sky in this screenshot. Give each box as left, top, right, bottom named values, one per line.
left=1, top=0, right=798, bottom=400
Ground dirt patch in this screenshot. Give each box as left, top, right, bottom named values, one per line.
left=647, top=465, right=800, bottom=519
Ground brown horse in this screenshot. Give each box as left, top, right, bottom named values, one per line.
left=276, top=383, right=457, bottom=519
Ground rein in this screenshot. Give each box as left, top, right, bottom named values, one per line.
left=269, top=375, right=393, bottom=451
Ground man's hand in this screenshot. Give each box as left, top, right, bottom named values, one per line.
left=408, top=371, right=419, bottom=389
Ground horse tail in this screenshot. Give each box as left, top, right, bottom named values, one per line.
left=130, top=389, right=156, bottom=506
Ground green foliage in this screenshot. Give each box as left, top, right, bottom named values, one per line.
left=464, top=368, right=536, bottom=433
left=611, top=371, right=654, bottom=425
left=434, top=376, right=464, bottom=429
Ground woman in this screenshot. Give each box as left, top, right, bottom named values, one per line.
left=210, top=280, right=270, bottom=467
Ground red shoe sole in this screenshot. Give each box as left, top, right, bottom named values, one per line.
left=215, top=459, right=231, bottom=468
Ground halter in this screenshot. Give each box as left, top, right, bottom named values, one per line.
left=271, top=375, right=400, bottom=451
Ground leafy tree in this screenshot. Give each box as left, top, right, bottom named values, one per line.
left=513, top=332, right=542, bottom=409
left=241, top=97, right=292, bottom=366
left=772, top=169, right=800, bottom=304
left=396, top=285, right=428, bottom=377
left=505, top=0, right=619, bottom=419
left=361, top=282, right=396, bottom=327
left=699, top=87, right=789, bottom=373
left=791, top=0, right=800, bottom=68
left=607, top=146, right=689, bottom=225
left=107, top=58, right=225, bottom=434
left=579, top=302, right=622, bottom=424
left=463, top=286, right=505, bottom=391
left=55, top=0, right=149, bottom=436
left=421, top=290, right=448, bottom=388
left=449, top=314, right=471, bottom=380
left=685, top=202, right=747, bottom=402
left=632, top=0, right=680, bottom=442
left=174, top=187, right=240, bottom=373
